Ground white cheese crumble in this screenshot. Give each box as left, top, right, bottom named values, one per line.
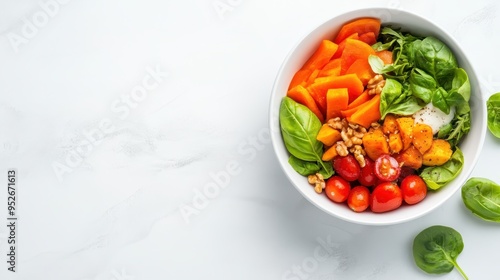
left=413, top=103, right=455, bottom=134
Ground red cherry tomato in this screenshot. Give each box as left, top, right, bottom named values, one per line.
left=401, top=175, right=427, bottom=205
left=358, top=158, right=377, bottom=187
left=325, top=176, right=351, bottom=203
left=370, top=182, right=403, bottom=213
left=374, top=155, right=401, bottom=182
left=347, top=186, right=370, bottom=212
left=333, top=154, right=361, bottom=182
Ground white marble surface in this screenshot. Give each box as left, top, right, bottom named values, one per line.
left=1, top=0, right=500, bottom=279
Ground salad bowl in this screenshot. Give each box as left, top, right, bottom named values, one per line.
left=269, top=8, right=486, bottom=225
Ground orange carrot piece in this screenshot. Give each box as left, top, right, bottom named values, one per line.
left=358, top=32, right=377, bottom=45
left=287, top=85, right=324, bottom=122
left=334, top=18, right=381, bottom=44
left=302, top=40, right=339, bottom=70
left=332, top=33, right=359, bottom=59
left=375, top=50, right=393, bottom=65
left=347, top=90, right=371, bottom=109
left=347, top=94, right=381, bottom=128
left=288, top=69, right=313, bottom=90
left=326, top=88, right=349, bottom=120
left=305, top=69, right=320, bottom=86
left=318, top=58, right=341, bottom=77
left=340, top=39, right=376, bottom=75
left=322, top=144, right=339, bottom=161
left=307, top=74, right=364, bottom=111
left=345, top=58, right=376, bottom=86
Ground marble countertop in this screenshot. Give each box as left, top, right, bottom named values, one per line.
left=1, top=0, right=500, bottom=279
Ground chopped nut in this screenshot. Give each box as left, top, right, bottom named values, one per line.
left=308, top=173, right=325, bottom=194
left=327, top=117, right=343, bottom=130
left=367, top=74, right=386, bottom=95
left=336, top=141, right=349, bottom=156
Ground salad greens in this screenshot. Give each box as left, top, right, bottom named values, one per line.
left=487, top=92, right=500, bottom=138
left=279, top=97, right=333, bottom=178
left=369, top=27, right=471, bottom=147
left=419, top=148, right=464, bottom=190
left=462, top=177, right=500, bottom=222
left=413, top=225, right=468, bottom=279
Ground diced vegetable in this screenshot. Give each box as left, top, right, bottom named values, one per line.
left=388, top=133, right=403, bottom=154
left=347, top=90, right=371, bottom=109
left=340, top=39, right=376, bottom=74
left=288, top=69, right=312, bottom=89
left=396, top=117, right=414, bottom=150
left=347, top=94, right=381, bottom=128
left=307, top=73, right=364, bottom=108
left=422, top=139, right=453, bottom=166
left=322, top=144, right=339, bottom=161
left=395, top=145, right=423, bottom=170
left=345, top=58, right=376, bottom=85
left=362, top=128, right=389, bottom=161
left=287, top=85, right=325, bottom=123
left=334, top=18, right=381, bottom=44
left=412, top=123, right=433, bottom=154
left=382, top=114, right=398, bottom=134
left=358, top=32, right=376, bottom=45
left=302, top=40, right=339, bottom=70
left=375, top=50, right=393, bottom=65
left=332, top=33, right=359, bottom=59
left=316, top=124, right=342, bottom=146
left=326, top=88, right=349, bottom=120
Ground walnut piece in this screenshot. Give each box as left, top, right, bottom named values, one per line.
left=367, top=74, right=386, bottom=95
left=308, top=173, right=325, bottom=194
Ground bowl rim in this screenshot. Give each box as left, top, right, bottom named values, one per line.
left=268, top=7, right=487, bottom=226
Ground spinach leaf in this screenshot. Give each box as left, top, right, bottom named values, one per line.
left=420, top=148, right=464, bottom=190
left=414, top=37, right=458, bottom=85
left=413, top=225, right=468, bottom=279
left=409, top=68, right=436, bottom=103
left=438, top=112, right=470, bottom=147
left=288, top=155, right=320, bottom=176
left=431, top=87, right=466, bottom=115
left=462, top=177, right=500, bottom=222
left=487, top=92, right=500, bottom=138
left=279, top=97, right=333, bottom=178
left=379, top=79, right=422, bottom=118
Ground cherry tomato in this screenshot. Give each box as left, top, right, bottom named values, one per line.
left=374, top=155, right=401, bottom=182
left=401, top=175, right=427, bottom=205
left=397, top=166, right=416, bottom=185
left=370, top=182, right=403, bottom=213
left=358, top=158, right=377, bottom=187
left=347, top=186, right=370, bottom=212
left=325, top=176, right=351, bottom=203
left=333, top=154, right=361, bottom=182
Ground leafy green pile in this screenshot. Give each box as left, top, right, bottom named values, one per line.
left=369, top=27, right=471, bottom=147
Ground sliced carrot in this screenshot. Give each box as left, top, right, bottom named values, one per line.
left=358, top=32, right=377, bottom=45
left=318, top=58, right=341, bottom=77
left=302, top=40, right=338, bottom=70
left=332, top=33, right=359, bottom=59
left=288, top=69, right=312, bottom=90
left=307, top=73, right=364, bottom=111
left=375, top=50, right=393, bottom=65
left=305, top=69, right=320, bottom=86
left=326, top=88, right=349, bottom=120
left=316, top=124, right=342, bottom=146
left=287, top=85, right=324, bottom=122
left=345, top=58, right=376, bottom=86
left=334, top=18, right=381, bottom=44
left=347, top=94, right=381, bottom=128
left=322, top=144, right=339, bottom=161
left=347, top=90, right=371, bottom=109
left=340, top=39, right=376, bottom=75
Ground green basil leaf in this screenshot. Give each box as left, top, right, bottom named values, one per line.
left=288, top=155, right=320, bottom=176
left=409, top=68, right=437, bottom=103
left=380, top=79, right=423, bottom=118
left=420, top=148, right=464, bottom=190
left=462, top=177, right=500, bottom=223
left=413, top=225, right=468, bottom=279
left=368, top=55, right=385, bottom=74
left=279, top=97, right=334, bottom=179
left=414, top=37, right=458, bottom=84
left=487, top=92, right=500, bottom=138
left=279, top=97, right=323, bottom=162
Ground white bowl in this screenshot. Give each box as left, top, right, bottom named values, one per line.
left=269, top=8, right=486, bottom=225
